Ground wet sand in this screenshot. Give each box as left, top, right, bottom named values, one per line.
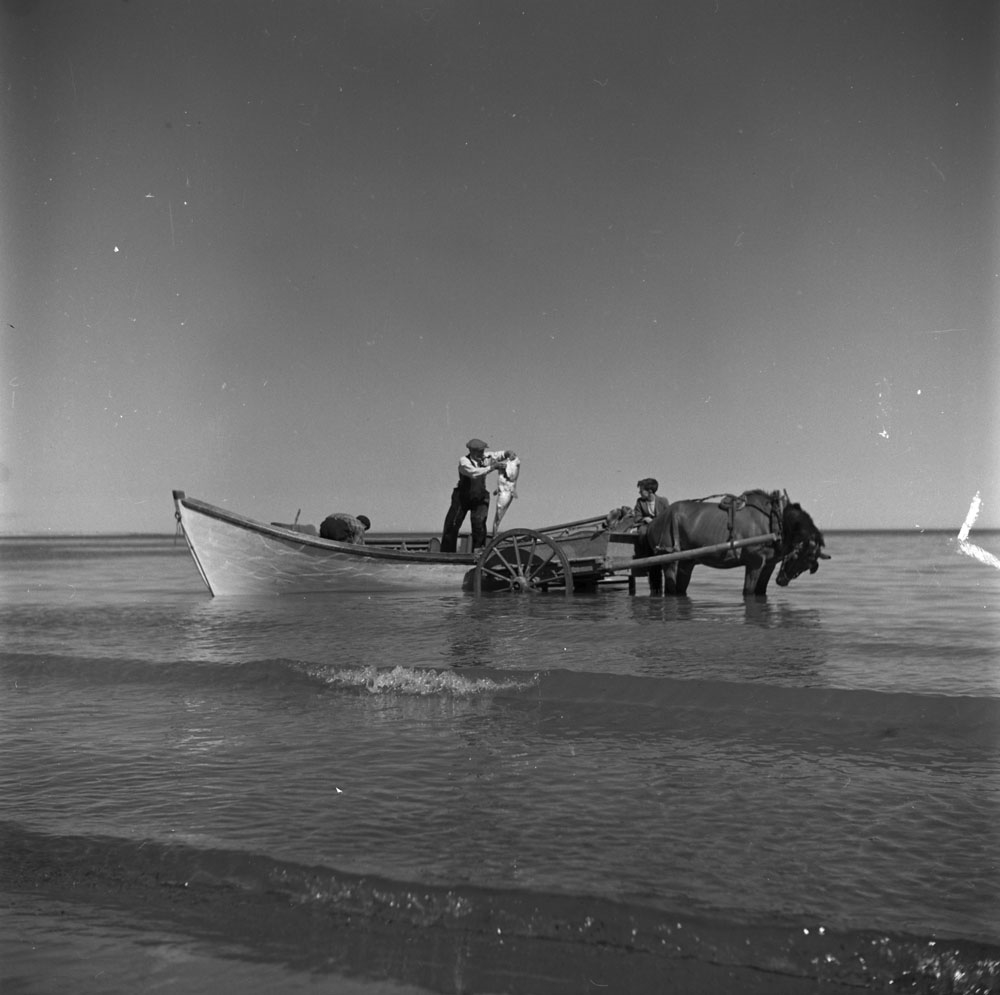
left=0, top=850, right=886, bottom=995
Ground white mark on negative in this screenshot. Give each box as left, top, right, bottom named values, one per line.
left=957, top=492, right=1000, bottom=569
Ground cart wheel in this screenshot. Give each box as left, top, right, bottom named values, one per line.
left=474, top=528, right=573, bottom=596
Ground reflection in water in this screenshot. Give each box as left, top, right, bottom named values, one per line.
left=112, top=578, right=840, bottom=692
left=628, top=593, right=823, bottom=631
left=742, top=599, right=824, bottom=631
left=627, top=595, right=697, bottom=624
left=431, top=590, right=835, bottom=687
left=622, top=594, right=829, bottom=684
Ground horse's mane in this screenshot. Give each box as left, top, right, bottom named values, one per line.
left=783, top=500, right=825, bottom=546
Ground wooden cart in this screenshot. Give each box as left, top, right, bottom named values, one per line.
left=472, top=517, right=778, bottom=595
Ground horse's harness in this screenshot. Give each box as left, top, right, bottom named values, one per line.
left=712, top=491, right=824, bottom=577
left=709, top=491, right=786, bottom=550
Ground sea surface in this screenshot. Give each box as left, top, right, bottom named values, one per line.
left=1, top=529, right=998, bottom=994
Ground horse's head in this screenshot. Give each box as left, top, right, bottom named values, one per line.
left=776, top=503, right=829, bottom=586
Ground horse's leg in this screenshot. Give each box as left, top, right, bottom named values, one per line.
left=648, top=565, right=663, bottom=595
left=743, top=555, right=764, bottom=596
left=662, top=562, right=678, bottom=595
left=673, top=562, right=694, bottom=595
left=753, top=562, right=777, bottom=597
left=743, top=561, right=777, bottom=597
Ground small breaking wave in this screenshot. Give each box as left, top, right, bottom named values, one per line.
left=300, top=662, right=540, bottom=697
left=0, top=652, right=539, bottom=699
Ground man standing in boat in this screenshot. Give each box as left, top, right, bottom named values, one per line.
left=441, top=439, right=516, bottom=553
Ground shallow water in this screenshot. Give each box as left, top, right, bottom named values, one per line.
left=1, top=531, right=998, bottom=993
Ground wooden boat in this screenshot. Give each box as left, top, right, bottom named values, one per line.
left=172, top=491, right=481, bottom=596
left=172, top=491, right=778, bottom=597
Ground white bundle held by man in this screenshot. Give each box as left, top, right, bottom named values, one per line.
left=492, top=456, right=520, bottom=535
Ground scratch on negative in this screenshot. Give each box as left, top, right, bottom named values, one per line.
left=957, top=492, right=1000, bottom=569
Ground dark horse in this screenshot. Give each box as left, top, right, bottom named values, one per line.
left=638, top=490, right=828, bottom=597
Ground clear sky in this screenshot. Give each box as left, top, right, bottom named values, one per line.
left=2, top=0, right=997, bottom=534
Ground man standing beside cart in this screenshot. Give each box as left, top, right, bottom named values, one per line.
left=634, top=478, right=670, bottom=533
left=633, top=477, right=671, bottom=593
left=441, top=438, right=516, bottom=553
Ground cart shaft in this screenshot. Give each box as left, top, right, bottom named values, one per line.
left=607, top=533, right=779, bottom=573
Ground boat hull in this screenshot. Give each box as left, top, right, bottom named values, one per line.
left=173, top=492, right=474, bottom=596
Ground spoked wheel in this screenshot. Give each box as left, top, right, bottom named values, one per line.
left=474, top=528, right=573, bottom=596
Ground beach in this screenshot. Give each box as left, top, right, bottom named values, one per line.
left=1, top=531, right=998, bottom=993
